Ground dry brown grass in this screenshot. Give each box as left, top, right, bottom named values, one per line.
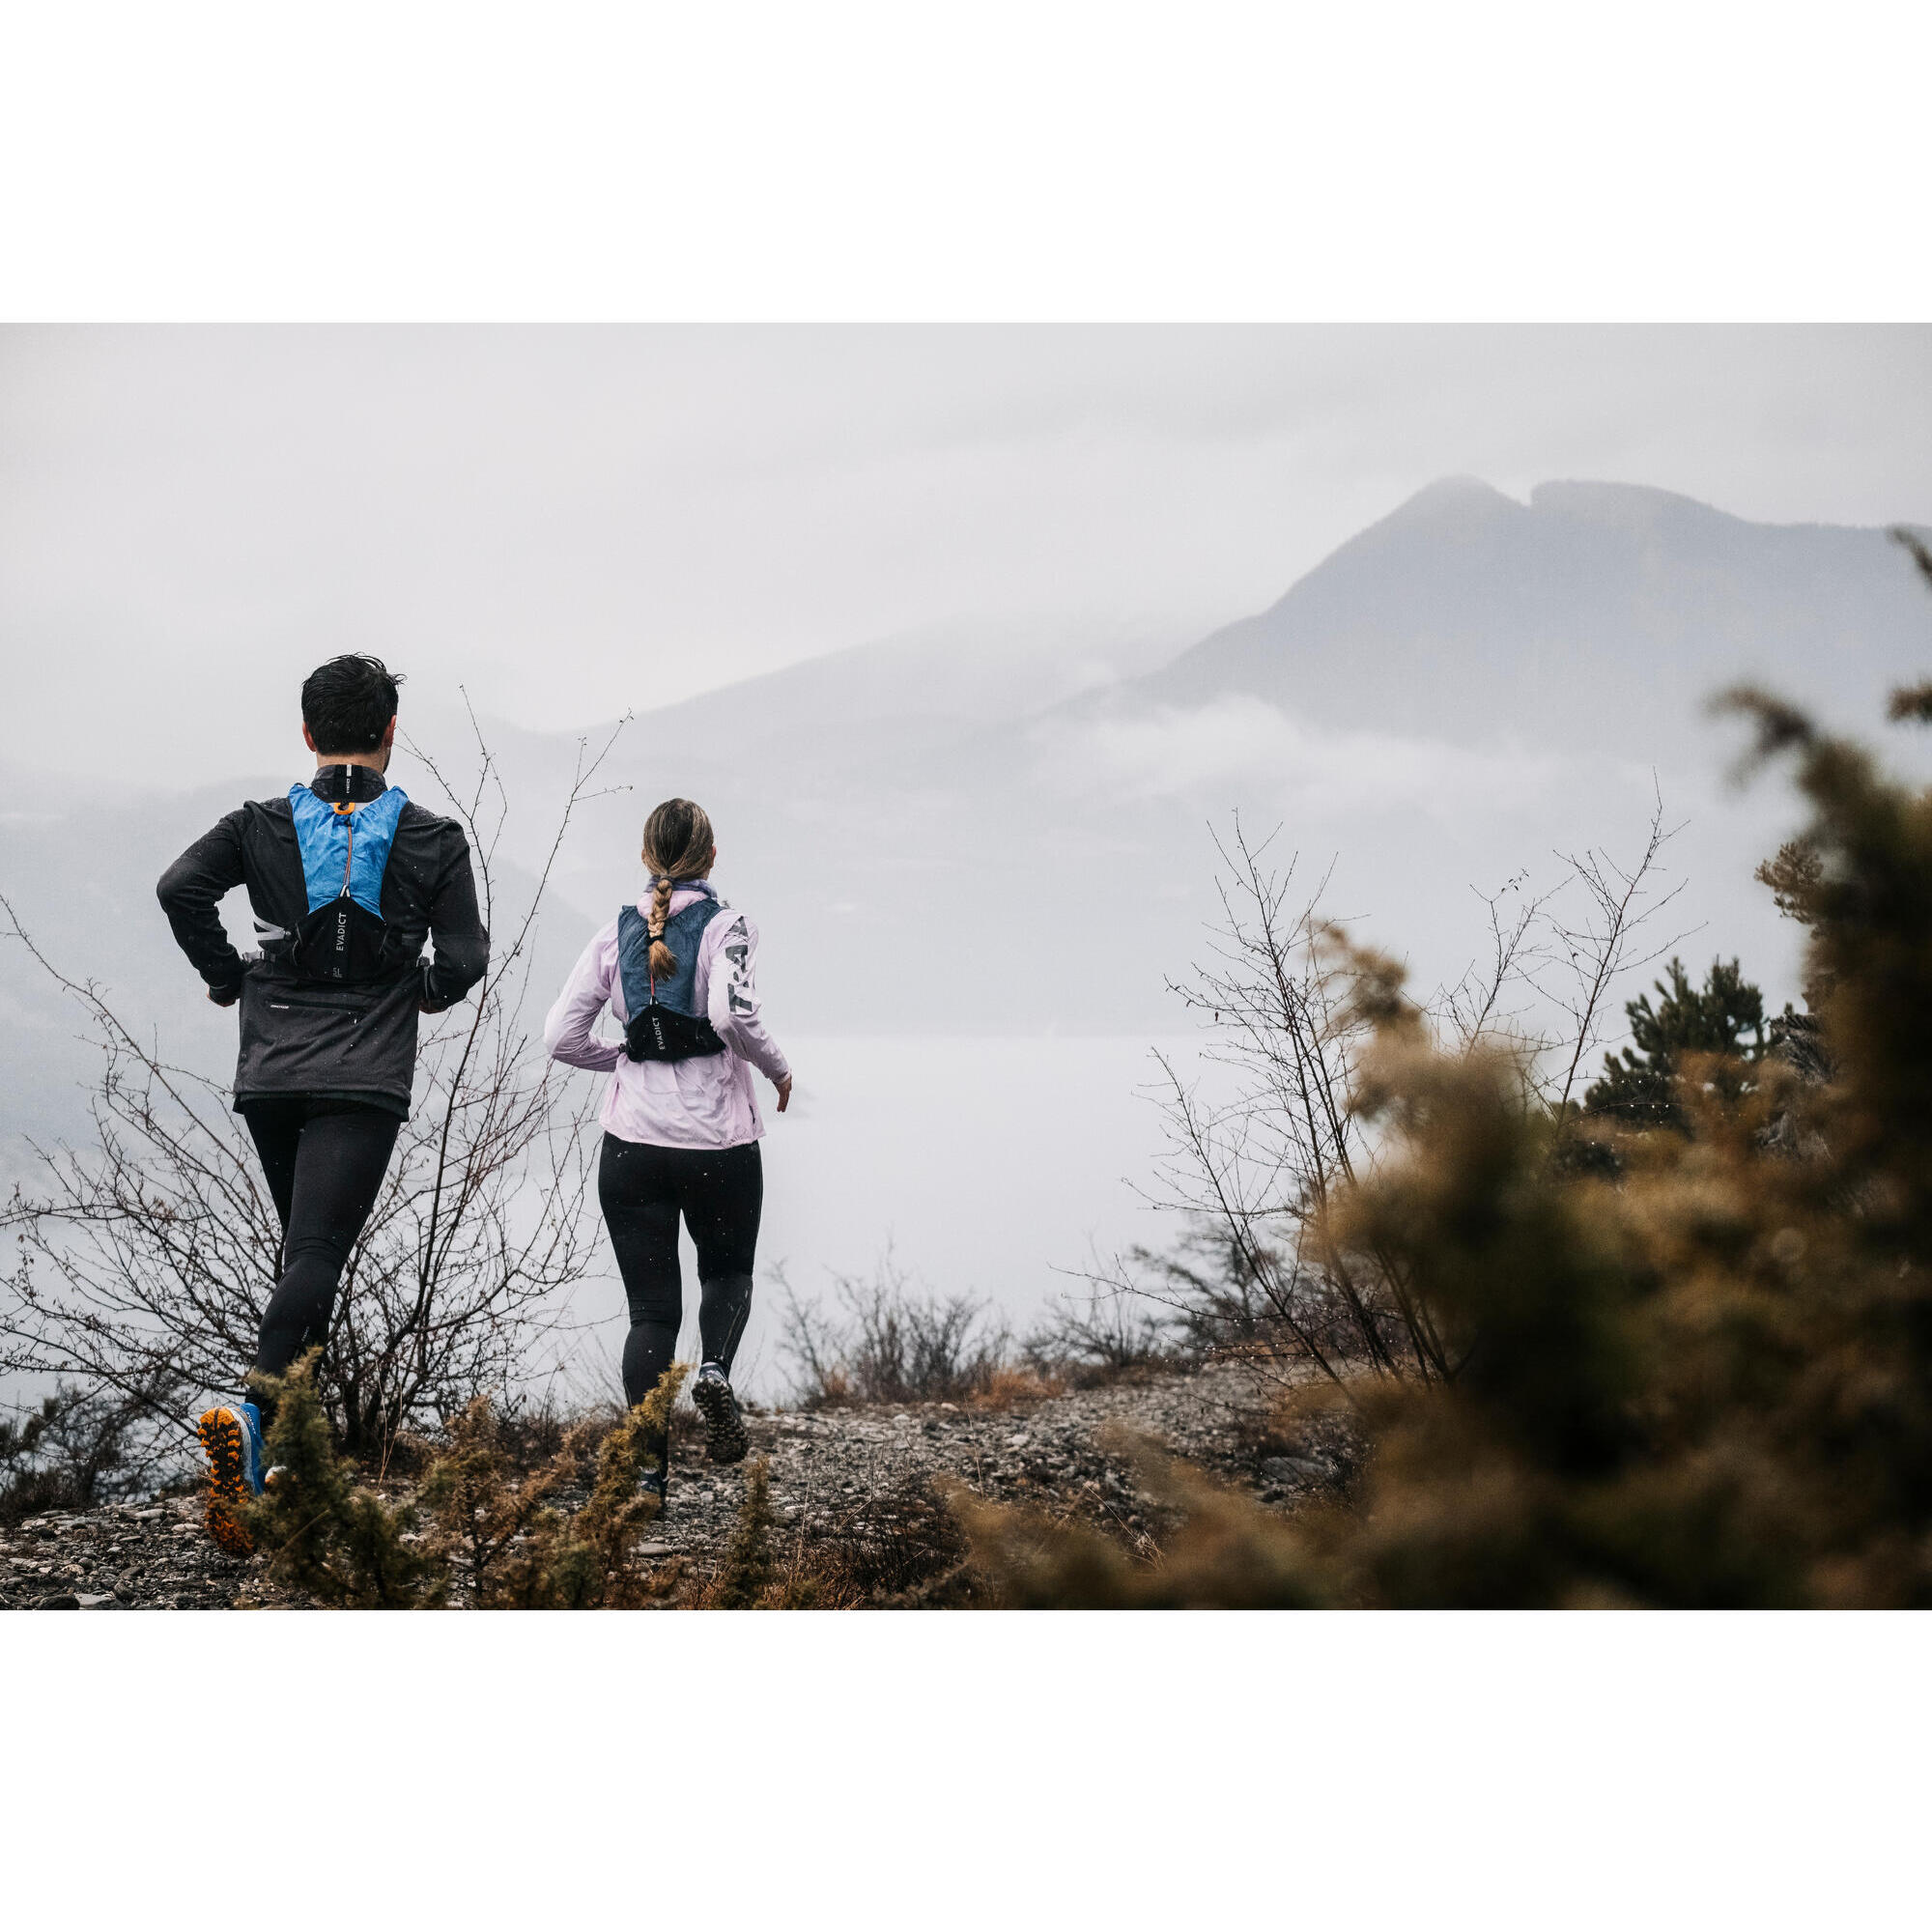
left=965, top=1364, right=1065, bottom=1411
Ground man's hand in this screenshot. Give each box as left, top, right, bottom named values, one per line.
left=207, top=984, right=241, bottom=1009
left=775, top=1074, right=793, bottom=1114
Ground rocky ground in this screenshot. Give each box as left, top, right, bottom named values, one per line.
left=1, top=1360, right=1353, bottom=1609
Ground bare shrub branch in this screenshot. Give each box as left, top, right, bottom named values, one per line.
left=1090, top=795, right=1690, bottom=1397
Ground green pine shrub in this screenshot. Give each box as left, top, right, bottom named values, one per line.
left=422, top=1364, right=690, bottom=1610
left=417, top=1394, right=575, bottom=1605
left=570, top=1361, right=690, bottom=1600
left=242, top=1352, right=444, bottom=1608
left=707, top=1456, right=779, bottom=1608
left=1582, top=956, right=1768, bottom=1130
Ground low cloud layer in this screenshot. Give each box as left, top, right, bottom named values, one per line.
left=1036, top=694, right=1570, bottom=818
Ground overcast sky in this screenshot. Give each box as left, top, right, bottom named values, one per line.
left=4, top=326, right=1930, bottom=777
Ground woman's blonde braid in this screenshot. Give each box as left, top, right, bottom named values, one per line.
left=646, top=873, right=677, bottom=978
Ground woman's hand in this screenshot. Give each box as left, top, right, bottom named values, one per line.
left=775, top=1074, right=793, bottom=1114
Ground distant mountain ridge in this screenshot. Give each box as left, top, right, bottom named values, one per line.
left=1134, top=477, right=1932, bottom=757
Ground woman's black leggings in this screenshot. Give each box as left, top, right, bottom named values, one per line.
left=597, top=1134, right=762, bottom=1406
left=242, top=1096, right=401, bottom=1392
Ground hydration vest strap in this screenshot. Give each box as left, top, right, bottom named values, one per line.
left=288, top=782, right=408, bottom=917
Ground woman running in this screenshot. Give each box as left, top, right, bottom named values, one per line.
left=544, top=798, right=791, bottom=1504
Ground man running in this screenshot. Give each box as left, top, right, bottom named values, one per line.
left=156, top=654, right=489, bottom=1551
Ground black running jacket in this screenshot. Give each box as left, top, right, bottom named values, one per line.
left=156, top=764, right=490, bottom=1116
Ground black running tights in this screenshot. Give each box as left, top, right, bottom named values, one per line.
left=242, top=1097, right=401, bottom=1398
left=597, top=1135, right=761, bottom=1406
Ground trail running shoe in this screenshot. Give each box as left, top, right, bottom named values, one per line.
left=692, top=1364, right=749, bottom=1464
left=196, top=1401, right=263, bottom=1557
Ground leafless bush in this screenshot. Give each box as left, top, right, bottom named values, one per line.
left=1024, top=1279, right=1187, bottom=1385
left=777, top=1252, right=1017, bottom=1407
left=1085, top=1224, right=1371, bottom=1369
left=1093, top=801, right=1688, bottom=1396
left=0, top=1372, right=181, bottom=1524
left=1, top=708, right=625, bottom=1466
left=781, top=1250, right=1208, bottom=1411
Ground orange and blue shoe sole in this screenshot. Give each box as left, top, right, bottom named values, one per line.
left=196, top=1406, right=257, bottom=1557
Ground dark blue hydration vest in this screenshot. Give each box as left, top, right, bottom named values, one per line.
left=285, top=782, right=409, bottom=982
left=617, top=887, right=727, bottom=1062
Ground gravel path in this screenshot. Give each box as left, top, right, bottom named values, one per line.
left=1, top=1361, right=1349, bottom=1609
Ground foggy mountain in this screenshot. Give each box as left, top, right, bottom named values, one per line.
left=1136, top=477, right=1932, bottom=757
left=6, top=478, right=1930, bottom=1161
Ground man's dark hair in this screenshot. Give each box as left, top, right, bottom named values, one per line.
left=301, top=655, right=404, bottom=754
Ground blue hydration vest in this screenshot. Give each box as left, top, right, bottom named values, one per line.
left=617, top=886, right=728, bottom=1061
left=285, top=782, right=409, bottom=981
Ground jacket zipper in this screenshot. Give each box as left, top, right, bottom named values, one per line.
left=338, top=803, right=356, bottom=898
